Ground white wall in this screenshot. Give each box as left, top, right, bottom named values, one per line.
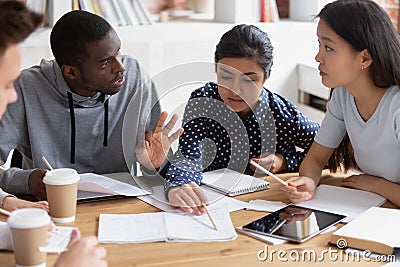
left=21, top=21, right=320, bottom=117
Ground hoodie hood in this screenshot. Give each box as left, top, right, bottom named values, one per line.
left=40, top=59, right=110, bottom=163
left=40, top=59, right=110, bottom=108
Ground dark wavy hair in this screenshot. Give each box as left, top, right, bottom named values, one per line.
left=0, top=1, right=42, bottom=57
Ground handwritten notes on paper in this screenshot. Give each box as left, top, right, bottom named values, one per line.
left=98, top=205, right=237, bottom=243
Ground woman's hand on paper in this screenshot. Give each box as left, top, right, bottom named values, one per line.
left=136, top=112, right=183, bottom=170
left=249, top=152, right=287, bottom=174
left=2, top=196, right=48, bottom=212
left=281, top=176, right=316, bottom=204
left=28, top=168, right=47, bottom=200
left=168, top=182, right=208, bottom=215
left=53, top=229, right=107, bottom=267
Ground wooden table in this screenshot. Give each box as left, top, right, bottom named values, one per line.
left=0, top=171, right=396, bottom=267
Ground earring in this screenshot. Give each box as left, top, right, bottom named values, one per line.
left=361, top=66, right=365, bottom=70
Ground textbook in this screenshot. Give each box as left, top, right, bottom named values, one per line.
left=202, top=168, right=270, bottom=196
left=330, top=207, right=400, bottom=255
left=98, top=205, right=237, bottom=243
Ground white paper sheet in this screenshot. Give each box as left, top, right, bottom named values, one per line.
left=78, top=173, right=151, bottom=197
left=165, top=205, right=237, bottom=242
left=297, top=185, right=386, bottom=223
left=246, top=200, right=287, bottom=212
left=44, top=226, right=75, bottom=254
left=138, top=185, right=249, bottom=213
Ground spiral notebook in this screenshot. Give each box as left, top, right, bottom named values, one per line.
left=202, top=168, right=269, bottom=196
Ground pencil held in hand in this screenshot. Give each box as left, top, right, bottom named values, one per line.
left=41, top=156, right=54, bottom=170
left=249, top=160, right=288, bottom=186
left=0, top=208, right=11, bottom=216
left=202, top=204, right=217, bottom=230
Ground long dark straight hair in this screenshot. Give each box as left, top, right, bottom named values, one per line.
left=319, top=0, right=400, bottom=172
left=327, top=90, right=357, bottom=173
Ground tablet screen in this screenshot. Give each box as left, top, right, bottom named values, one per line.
left=241, top=204, right=346, bottom=243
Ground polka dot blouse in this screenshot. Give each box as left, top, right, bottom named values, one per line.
left=166, top=82, right=320, bottom=188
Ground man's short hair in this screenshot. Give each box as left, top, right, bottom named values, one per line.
left=50, top=10, right=113, bottom=67
left=0, top=1, right=42, bottom=57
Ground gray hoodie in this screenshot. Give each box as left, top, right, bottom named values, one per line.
left=0, top=56, right=161, bottom=195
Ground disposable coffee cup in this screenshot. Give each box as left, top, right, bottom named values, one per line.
left=7, top=208, right=50, bottom=267
left=43, top=168, right=80, bottom=223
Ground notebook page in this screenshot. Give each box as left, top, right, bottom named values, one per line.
left=202, top=168, right=269, bottom=196
left=165, top=205, right=237, bottom=242
left=98, top=213, right=166, bottom=243
left=297, top=185, right=386, bottom=222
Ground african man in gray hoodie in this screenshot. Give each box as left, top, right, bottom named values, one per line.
left=0, top=10, right=182, bottom=200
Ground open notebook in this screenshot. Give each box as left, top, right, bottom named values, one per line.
left=98, top=205, right=237, bottom=243
left=202, top=168, right=269, bottom=196
left=330, top=207, right=400, bottom=255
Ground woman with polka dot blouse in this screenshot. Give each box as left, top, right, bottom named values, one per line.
left=166, top=24, right=320, bottom=215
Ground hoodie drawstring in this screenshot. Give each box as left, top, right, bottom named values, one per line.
left=67, top=92, right=76, bottom=164
left=67, top=92, right=109, bottom=164
left=103, top=99, right=109, bottom=146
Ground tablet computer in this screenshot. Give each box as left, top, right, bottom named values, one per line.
left=238, top=204, right=346, bottom=243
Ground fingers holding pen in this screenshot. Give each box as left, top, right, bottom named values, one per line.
left=168, top=182, right=209, bottom=215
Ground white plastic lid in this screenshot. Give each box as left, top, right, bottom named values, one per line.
left=7, top=208, right=50, bottom=229
left=42, top=168, right=80, bottom=185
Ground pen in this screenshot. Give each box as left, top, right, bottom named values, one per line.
left=202, top=204, right=217, bottom=230
left=249, top=160, right=288, bottom=186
